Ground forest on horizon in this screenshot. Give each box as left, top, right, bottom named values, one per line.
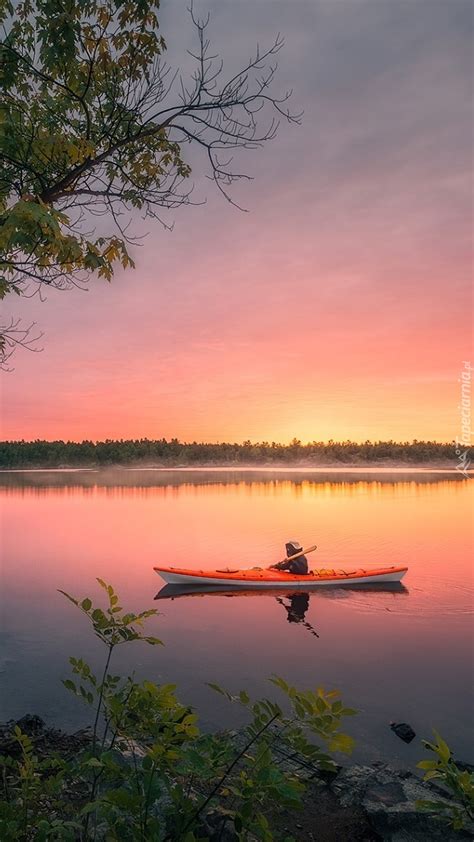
left=0, top=438, right=456, bottom=468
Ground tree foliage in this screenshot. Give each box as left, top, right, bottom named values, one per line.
left=0, top=437, right=456, bottom=468
left=0, top=0, right=298, bottom=366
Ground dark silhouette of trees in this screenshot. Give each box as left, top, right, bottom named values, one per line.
left=0, top=438, right=455, bottom=468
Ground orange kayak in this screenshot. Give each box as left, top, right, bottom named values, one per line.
left=153, top=565, right=408, bottom=589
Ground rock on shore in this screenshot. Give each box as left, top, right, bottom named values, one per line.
left=332, top=762, right=473, bottom=841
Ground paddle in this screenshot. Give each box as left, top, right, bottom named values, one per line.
left=268, top=544, right=317, bottom=569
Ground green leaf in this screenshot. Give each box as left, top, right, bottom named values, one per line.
left=433, top=731, right=451, bottom=764
left=328, top=733, right=355, bottom=754
left=144, top=636, right=163, bottom=646
left=207, top=682, right=232, bottom=700
left=79, top=801, right=102, bottom=816
left=269, top=676, right=289, bottom=693
left=294, top=700, right=306, bottom=718
left=81, top=598, right=92, bottom=611
left=416, top=799, right=450, bottom=812
left=84, top=757, right=103, bottom=768
left=417, top=760, right=439, bottom=771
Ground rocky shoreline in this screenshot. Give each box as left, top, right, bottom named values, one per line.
left=1, top=715, right=472, bottom=841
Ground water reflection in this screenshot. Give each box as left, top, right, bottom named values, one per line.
left=155, top=583, right=409, bottom=641
left=275, top=594, right=318, bottom=635
left=0, top=467, right=466, bottom=497
left=155, top=583, right=409, bottom=601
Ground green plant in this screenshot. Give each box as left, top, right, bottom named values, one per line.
left=0, top=579, right=357, bottom=840
left=0, top=726, right=79, bottom=840
left=417, top=731, right=474, bottom=830
left=182, top=679, right=356, bottom=841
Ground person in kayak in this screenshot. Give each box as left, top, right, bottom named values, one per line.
left=269, top=540, right=309, bottom=575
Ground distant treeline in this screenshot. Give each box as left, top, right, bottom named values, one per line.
left=0, top=439, right=455, bottom=468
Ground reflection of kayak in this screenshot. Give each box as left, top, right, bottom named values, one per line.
left=155, top=581, right=408, bottom=600
left=153, top=565, right=408, bottom=588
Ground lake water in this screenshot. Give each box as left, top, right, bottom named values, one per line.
left=1, top=469, right=473, bottom=769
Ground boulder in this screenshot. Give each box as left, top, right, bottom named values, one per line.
left=332, top=763, right=473, bottom=841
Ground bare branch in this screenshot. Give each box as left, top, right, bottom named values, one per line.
left=0, top=319, right=44, bottom=371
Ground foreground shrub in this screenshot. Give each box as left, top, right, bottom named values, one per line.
left=416, top=731, right=474, bottom=831
left=0, top=580, right=356, bottom=841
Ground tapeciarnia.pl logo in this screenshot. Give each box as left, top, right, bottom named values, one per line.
left=455, top=361, right=472, bottom=478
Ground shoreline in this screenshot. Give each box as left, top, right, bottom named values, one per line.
left=0, top=461, right=461, bottom=473
left=1, top=715, right=471, bottom=841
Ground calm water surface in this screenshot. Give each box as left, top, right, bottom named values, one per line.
left=1, top=469, right=473, bottom=767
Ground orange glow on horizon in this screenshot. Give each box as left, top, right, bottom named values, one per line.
left=0, top=355, right=464, bottom=443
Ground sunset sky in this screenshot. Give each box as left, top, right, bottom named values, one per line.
left=1, top=0, right=472, bottom=443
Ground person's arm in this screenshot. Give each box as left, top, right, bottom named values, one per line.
left=269, top=559, right=292, bottom=571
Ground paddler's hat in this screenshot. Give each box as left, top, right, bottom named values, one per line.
left=285, top=540, right=302, bottom=556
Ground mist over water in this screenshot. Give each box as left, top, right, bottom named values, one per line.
left=1, top=469, right=472, bottom=768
